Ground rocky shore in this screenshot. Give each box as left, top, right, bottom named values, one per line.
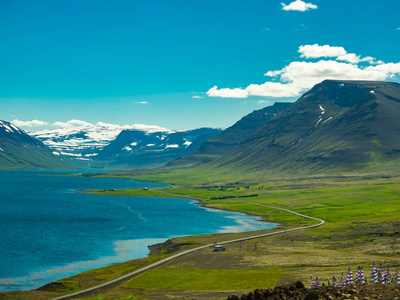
left=227, top=281, right=400, bottom=300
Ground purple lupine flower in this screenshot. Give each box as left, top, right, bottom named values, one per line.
left=356, top=266, right=365, bottom=284
left=310, top=276, right=318, bottom=288
left=340, top=273, right=347, bottom=287
left=395, top=271, right=400, bottom=284
left=382, top=266, right=391, bottom=284
left=377, top=262, right=384, bottom=283
left=346, top=267, right=353, bottom=285
left=371, top=262, right=378, bottom=284
left=315, top=276, right=321, bottom=287
left=331, top=276, right=339, bottom=287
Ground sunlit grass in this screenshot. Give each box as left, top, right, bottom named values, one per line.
left=124, top=268, right=281, bottom=290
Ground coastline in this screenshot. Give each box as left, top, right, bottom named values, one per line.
left=45, top=202, right=324, bottom=300
left=0, top=193, right=276, bottom=293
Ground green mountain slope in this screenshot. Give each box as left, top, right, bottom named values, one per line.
left=164, top=102, right=292, bottom=169
left=0, top=121, right=69, bottom=170
left=213, top=80, right=400, bottom=174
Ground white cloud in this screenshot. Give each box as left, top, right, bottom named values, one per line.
left=360, top=56, right=375, bottom=64
left=206, top=44, right=400, bottom=99
left=246, top=81, right=302, bottom=97
left=257, top=100, right=271, bottom=105
left=336, top=53, right=361, bottom=64
left=206, top=86, right=249, bottom=98
left=11, top=119, right=49, bottom=127
left=299, top=44, right=347, bottom=58
left=53, top=120, right=95, bottom=128
left=261, top=27, right=272, bottom=32
left=292, top=24, right=308, bottom=31
left=192, top=95, right=204, bottom=99
left=281, top=0, right=318, bottom=11
left=48, top=119, right=172, bottom=133
left=134, top=101, right=149, bottom=104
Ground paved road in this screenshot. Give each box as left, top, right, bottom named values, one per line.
left=51, top=202, right=324, bottom=300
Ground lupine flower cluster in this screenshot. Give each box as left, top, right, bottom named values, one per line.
left=310, top=276, right=321, bottom=287
left=370, top=261, right=391, bottom=284
left=355, top=266, right=365, bottom=284
left=310, top=262, right=400, bottom=288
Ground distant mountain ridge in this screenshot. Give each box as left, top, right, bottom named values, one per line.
left=212, top=80, right=400, bottom=174
left=165, top=102, right=292, bottom=169
left=0, top=121, right=68, bottom=170
left=28, top=122, right=172, bottom=161
left=28, top=122, right=222, bottom=169
left=93, top=128, right=223, bottom=169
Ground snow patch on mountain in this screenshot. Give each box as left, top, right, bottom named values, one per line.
left=166, top=144, right=179, bottom=148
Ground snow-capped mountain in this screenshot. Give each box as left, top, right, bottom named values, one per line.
left=26, top=120, right=173, bottom=162
left=0, top=120, right=67, bottom=170
left=24, top=120, right=222, bottom=169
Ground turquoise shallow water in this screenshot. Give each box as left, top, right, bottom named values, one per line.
left=0, top=171, right=275, bottom=292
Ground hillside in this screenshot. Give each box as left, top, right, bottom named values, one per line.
left=0, top=121, right=68, bottom=170
left=164, top=102, right=292, bottom=169
left=211, top=80, right=400, bottom=175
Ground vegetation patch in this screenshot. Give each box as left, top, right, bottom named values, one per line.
left=124, top=268, right=281, bottom=291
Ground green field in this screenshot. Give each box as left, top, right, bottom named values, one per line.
left=124, top=268, right=281, bottom=290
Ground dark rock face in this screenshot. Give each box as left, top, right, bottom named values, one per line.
left=165, top=102, right=292, bottom=169
left=227, top=281, right=400, bottom=300
left=216, top=80, right=400, bottom=174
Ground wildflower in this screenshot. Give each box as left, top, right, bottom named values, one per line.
left=382, top=266, right=391, bottom=284
left=310, top=276, right=320, bottom=288
left=395, top=270, right=400, bottom=284
left=346, top=267, right=353, bottom=285
left=339, top=273, right=346, bottom=287
left=331, top=276, right=339, bottom=287
left=355, top=266, right=365, bottom=284
left=371, top=261, right=378, bottom=284
left=377, top=262, right=384, bottom=283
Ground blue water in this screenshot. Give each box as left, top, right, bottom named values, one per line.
left=0, top=171, right=275, bottom=292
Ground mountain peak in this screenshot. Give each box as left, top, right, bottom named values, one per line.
left=211, top=80, right=400, bottom=175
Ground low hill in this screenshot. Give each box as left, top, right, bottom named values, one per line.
left=0, top=121, right=69, bottom=170
left=164, top=102, right=292, bottom=169
left=213, top=80, right=400, bottom=175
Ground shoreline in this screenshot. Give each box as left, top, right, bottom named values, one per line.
left=47, top=203, right=324, bottom=300
left=0, top=193, right=276, bottom=293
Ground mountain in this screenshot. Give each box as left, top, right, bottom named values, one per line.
left=212, top=80, right=400, bottom=174
left=29, top=121, right=222, bottom=169
left=0, top=121, right=68, bottom=170
left=165, top=102, right=292, bottom=169
left=93, top=128, right=223, bottom=169
left=28, top=121, right=173, bottom=168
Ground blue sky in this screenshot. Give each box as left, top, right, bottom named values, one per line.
left=1, top=0, right=400, bottom=130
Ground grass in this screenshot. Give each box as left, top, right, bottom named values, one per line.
left=123, top=268, right=281, bottom=290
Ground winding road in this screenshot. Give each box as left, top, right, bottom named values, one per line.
left=51, top=201, right=325, bottom=300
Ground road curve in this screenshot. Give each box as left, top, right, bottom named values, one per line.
left=51, top=202, right=324, bottom=300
